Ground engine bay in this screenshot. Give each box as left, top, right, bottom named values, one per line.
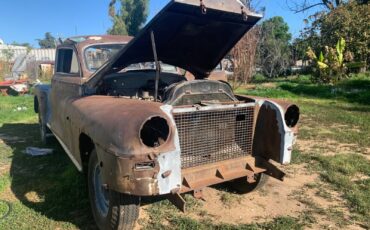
left=97, top=70, right=237, bottom=106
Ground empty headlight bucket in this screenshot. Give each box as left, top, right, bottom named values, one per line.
left=284, top=105, right=300, bottom=128
left=140, top=116, right=170, bottom=147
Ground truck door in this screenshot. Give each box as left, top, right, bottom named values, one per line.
left=50, top=47, right=82, bottom=153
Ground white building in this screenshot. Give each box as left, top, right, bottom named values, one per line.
left=0, top=38, right=55, bottom=62
left=0, top=44, right=28, bottom=61
left=0, top=38, right=56, bottom=80
left=0, top=45, right=55, bottom=62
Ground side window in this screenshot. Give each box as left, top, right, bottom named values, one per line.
left=56, top=48, right=79, bottom=74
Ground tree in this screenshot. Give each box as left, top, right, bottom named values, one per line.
left=300, top=2, right=369, bottom=68
left=239, top=0, right=251, bottom=8
left=11, top=42, right=32, bottom=49
left=108, top=0, right=149, bottom=36
left=0, top=48, right=14, bottom=81
left=291, top=38, right=309, bottom=63
left=1, top=48, right=14, bottom=63
left=37, top=32, right=56, bottom=48
left=230, top=26, right=260, bottom=88
left=318, top=2, right=369, bottom=65
left=256, top=17, right=292, bottom=78
left=287, top=0, right=367, bottom=13
left=307, top=37, right=348, bottom=83
left=11, top=42, right=33, bottom=53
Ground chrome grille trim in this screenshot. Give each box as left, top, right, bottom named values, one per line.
left=173, top=104, right=255, bottom=168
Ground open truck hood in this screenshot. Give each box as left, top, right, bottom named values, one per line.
left=86, top=0, right=262, bottom=87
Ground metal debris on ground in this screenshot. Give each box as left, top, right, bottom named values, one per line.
left=24, top=147, right=53, bottom=156
left=13, top=106, right=28, bottom=112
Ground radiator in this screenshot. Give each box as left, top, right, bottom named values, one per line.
left=173, top=104, right=255, bottom=168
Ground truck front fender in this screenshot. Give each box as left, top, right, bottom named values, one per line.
left=253, top=99, right=299, bottom=164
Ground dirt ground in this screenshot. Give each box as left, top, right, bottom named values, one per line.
left=134, top=138, right=366, bottom=230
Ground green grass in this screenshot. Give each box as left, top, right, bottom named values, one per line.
left=167, top=216, right=303, bottom=230
left=0, top=130, right=93, bottom=229
left=0, top=96, right=35, bottom=124
left=237, top=75, right=370, bottom=105
left=0, top=95, right=94, bottom=229
left=0, top=174, right=10, bottom=193
left=299, top=100, right=370, bottom=148
left=312, top=154, right=370, bottom=224
left=0, top=74, right=369, bottom=229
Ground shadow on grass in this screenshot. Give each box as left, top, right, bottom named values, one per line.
left=279, top=78, right=370, bottom=105
left=0, top=123, right=96, bottom=229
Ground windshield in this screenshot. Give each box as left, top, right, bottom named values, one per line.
left=85, top=44, right=180, bottom=74
left=85, top=44, right=124, bottom=71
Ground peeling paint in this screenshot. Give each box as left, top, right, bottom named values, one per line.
left=157, top=105, right=182, bottom=194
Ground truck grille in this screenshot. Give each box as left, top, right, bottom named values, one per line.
left=173, top=106, right=255, bottom=168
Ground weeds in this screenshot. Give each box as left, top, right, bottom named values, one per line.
left=144, top=198, right=304, bottom=230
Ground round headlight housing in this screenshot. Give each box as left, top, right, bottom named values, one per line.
left=140, top=116, right=170, bottom=148
left=284, top=105, right=300, bottom=128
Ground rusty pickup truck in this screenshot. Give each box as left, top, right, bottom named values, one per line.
left=34, top=1, right=300, bottom=229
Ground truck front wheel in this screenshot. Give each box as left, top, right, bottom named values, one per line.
left=88, top=149, right=140, bottom=230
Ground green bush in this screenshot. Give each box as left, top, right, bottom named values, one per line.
left=251, top=73, right=266, bottom=83
left=307, top=37, right=347, bottom=84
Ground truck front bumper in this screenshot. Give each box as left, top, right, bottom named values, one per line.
left=97, top=145, right=284, bottom=197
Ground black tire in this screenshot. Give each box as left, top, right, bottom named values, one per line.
left=34, top=96, right=39, bottom=113
left=229, top=173, right=268, bottom=194
left=88, top=149, right=140, bottom=230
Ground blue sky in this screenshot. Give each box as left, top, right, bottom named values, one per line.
left=0, top=0, right=315, bottom=47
